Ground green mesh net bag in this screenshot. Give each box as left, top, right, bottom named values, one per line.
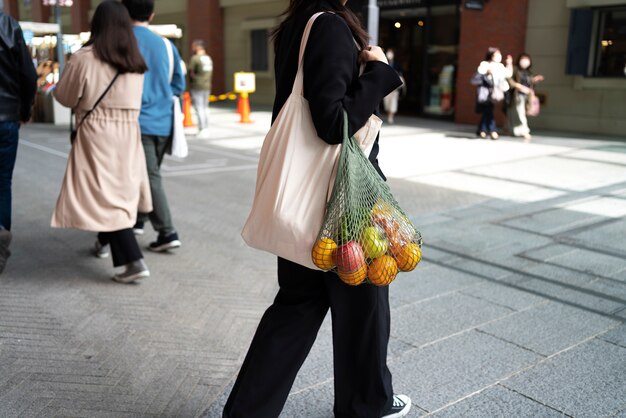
left=312, top=112, right=423, bottom=286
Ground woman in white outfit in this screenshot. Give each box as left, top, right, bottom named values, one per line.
left=471, top=47, right=513, bottom=140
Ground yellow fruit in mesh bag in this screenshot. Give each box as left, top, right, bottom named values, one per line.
left=372, top=199, right=393, bottom=218
left=338, top=264, right=367, bottom=286
left=393, top=243, right=422, bottom=272
left=312, top=237, right=337, bottom=270
left=368, top=255, right=398, bottom=286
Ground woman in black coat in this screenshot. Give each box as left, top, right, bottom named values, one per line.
left=223, top=1, right=408, bottom=417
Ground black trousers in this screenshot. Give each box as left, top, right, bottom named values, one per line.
left=223, top=257, right=393, bottom=418
left=97, top=229, right=142, bottom=267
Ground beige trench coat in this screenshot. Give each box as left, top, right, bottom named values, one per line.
left=51, top=46, right=152, bottom=232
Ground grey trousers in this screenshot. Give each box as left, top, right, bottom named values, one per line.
left=507, top=94, right=530, bottom=137
left=191, top=89, right=210, bottom=131
left=137, top=134, right=175, bottom=235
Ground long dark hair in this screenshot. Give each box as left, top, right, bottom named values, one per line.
left=517, top=52, right=532, bottom=70
left=85, top=0, right=147, bottom=74
left=484, top=47, right=500, bottom=62
left=271, top=0, right=369, bottom=52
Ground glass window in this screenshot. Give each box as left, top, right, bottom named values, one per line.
left=594, top=8, right=626, bottom=77
left=250, top=29, right=269, bottom=72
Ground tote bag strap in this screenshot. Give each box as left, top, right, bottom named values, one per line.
left=291, top=11, right=325, bottom=96
left=162, top=36, right=174, bottom=83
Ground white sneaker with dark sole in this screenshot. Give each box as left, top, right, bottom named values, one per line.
left=94, top=240, right=110, bottom=258
left=112, top=269, right=150, bottom=284
left=148, top=232, right=182, bottom=252
left=382, top=394, right=411, bottom=418
left=111, top=259, right=150, bottom=284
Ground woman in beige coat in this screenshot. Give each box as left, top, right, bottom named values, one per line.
left=52, top=0, right=152, bottom=283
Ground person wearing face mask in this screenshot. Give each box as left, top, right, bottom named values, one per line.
left=506, top=53, right=544, bottom=141
left=471, top=47, right=513, bottom=140
left=382, top=48, right=405, bottom=124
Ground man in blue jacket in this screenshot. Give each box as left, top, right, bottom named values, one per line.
left=122, top=0, right=186, bottom=252
left=0, top=11, right=37, bottom=273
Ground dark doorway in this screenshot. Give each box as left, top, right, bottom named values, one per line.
left=378, top=0, right=461, bottom=118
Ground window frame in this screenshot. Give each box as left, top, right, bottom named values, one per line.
left=241, top=18, right=277, bottom=79
left=590, top=6, right=626, bottom=78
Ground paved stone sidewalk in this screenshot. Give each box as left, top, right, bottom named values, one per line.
left=1, top=107, right=624, bottom=417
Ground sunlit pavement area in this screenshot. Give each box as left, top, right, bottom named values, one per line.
left=1, top=105, right=625, bottom=417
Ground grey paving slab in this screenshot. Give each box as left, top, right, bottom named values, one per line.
left=509, top=263, right=626, bottom=316
left=503, top=338, right=626, bottom=417
left=429, top=384, right=567, bottom=417
left=392, top=292, right=514, bottom=348
left=479, top=301, right=620, bottom=356
left=520, top=244, right=578, bottom=262
left=390, top=263, right=486, bottom=308
left=500, top=208, right=604, bottom=235
left=459, top=281, right=547, bottom=311
left=564, top=218, right=626, bottom=259
left=390, top=330, right=541, bottom=412
left=280, top=382, right=336, bottom=418
left=599, top=323, right=626, bottom=348
left=526, top=246, right=626, bottom=277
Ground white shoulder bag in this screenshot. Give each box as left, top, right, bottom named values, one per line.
left=241, top=12, right=382, bottom=270
left=163, top=37, right=188, bottom=159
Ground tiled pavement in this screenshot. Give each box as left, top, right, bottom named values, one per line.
left=1, top=107, right=625, bottom=417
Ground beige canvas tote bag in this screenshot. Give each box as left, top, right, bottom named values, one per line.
left=241, top=12, right=382, bottom=270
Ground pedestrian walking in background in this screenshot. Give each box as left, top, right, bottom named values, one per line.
left=471, top=47, right=513, bottom=140
left=188, top=39, right=213, bottom=138
left=382, top=48, right=405, bottom=124
left=223, top=1, right=411, bottom=417
left=0, top=10, right=37, bottom=274
left=51, top=0, right=152, bottom=283
left=122, top=0, right=185, bottom=252
left=507, top=53, right=544, bottom=142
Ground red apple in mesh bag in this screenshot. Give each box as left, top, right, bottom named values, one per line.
left=335, top=241, right=366, bottom=273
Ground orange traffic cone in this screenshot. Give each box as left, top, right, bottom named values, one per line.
left=183, top=91, right=196, bottom=128
left=239, top=92, right=252, bottom=124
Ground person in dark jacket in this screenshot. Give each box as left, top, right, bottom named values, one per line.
left=0, top=11, right=37, bottom=274
left=506, top=53, right=544, bottom=141
left=222, top=1, right=410, bottom=418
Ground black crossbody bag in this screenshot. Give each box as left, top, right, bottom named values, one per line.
left=70, top=72, right=120, bottom=144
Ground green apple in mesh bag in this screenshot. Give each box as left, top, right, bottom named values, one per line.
left=339, top=207, right=372, bottom=243
left=360, top=226, right=388, bottom=259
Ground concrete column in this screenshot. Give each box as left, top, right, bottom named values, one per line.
left=3, top=0, right=19, bottom=19
left=71, top=0, right=91, bottom=33
left=186, top=0, right=225, bottom=94
left=31, top=1, right=52, bottom=23
left=367, top=0, right=379, bottom=45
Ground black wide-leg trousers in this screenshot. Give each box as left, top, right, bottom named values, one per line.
left=223, top=257, right=393, bottom=418
left=97, top=229, right=142, bottom=268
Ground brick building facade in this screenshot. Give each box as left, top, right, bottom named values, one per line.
left=4, top=0, right=625, bottom=136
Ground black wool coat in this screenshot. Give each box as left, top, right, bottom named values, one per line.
left=271, top=6, right=403, bottom=179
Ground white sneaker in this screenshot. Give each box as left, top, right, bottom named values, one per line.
left=94, top=240, right=110, bottom=258
left=112, top=260, right=150, bottom=284
left=382, top=394, right=411, bottom=418
left=197, top=128, right=210, bottom=139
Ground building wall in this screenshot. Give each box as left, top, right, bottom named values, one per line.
left=188, top=0, right=225, bottom=94
left=524, top=0, right=626, bottom=136
left=221, top=0, right=285, bottom=105
left=455, top=0, right=530, bottom=127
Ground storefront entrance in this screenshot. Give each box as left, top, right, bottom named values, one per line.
left=378, top=0, right=460, bottom=118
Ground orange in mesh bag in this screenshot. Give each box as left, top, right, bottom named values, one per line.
left=312, top=112, right=423, bottom=286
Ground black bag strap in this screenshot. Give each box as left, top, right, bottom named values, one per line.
left=74, top=71, right=120, bottom=130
